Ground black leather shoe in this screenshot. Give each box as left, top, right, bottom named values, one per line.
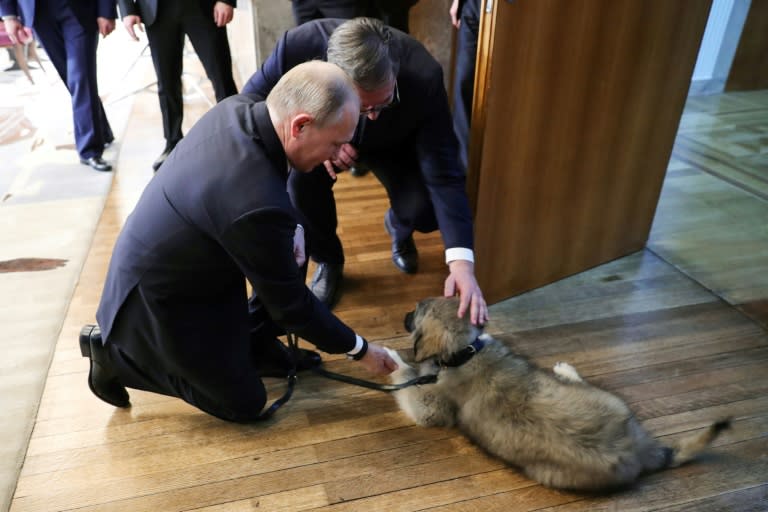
left=310, top=262, right=344, bottom=307
left=349, top=164, right=370, bottom=177
left=79, top=325, right=130, bottom=408
left=254, top=337, right=322, bottom=378
left=80, top=156, right=112, bottom=172
left=384, top=211, right=418, bottom=274
left=152, top=145, right=175, bottom=172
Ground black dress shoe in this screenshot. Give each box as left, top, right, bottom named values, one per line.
left=310, top=262, right=344, bottom=307
left=152, top=144, right=176, bottom=172
left=253, top=337, right=322, bottom=378
left=349, top=164, right=370, bottom=177
left=80, top=156, right=112, bottom=172
left=384, top=211, right=418, bottom=274
left=79, top=325, right=130, bottom=408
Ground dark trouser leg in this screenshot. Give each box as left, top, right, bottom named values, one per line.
left=182, top=7, right=237, bottom=102
left=248, top=295, right=286, bottom=340
left=292, top=0, right=363, bottom=24
left=288, top=166, right=344, bottom=264
left=146, top=12, right=185, bottom=148
left=453, top=0, right=480, bottom=173
left=367, top=155, right=438, bottom=241
left=33, top=2, right=111, bottom=159
left=369, top=0, right=413, bottom=33
left=318, top=0, right=366, bottom=19
left=109, top=344, right=268, bottom=423
left=106, top=288, right=268, bottom=423
left=291, top=0, right=319, bottom=25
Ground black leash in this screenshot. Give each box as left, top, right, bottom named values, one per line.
left=256, top=367, right=296, bottom=421
left=288, top=332, right=437, bottom=392
left=256, top=333, right=437, bottom=420
left=256, top=372, right=296, bottom=420
left=311, top=365, right=437, bottom=391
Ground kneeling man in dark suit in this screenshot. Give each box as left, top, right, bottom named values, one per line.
left=81, top=61, right=398, bottom=423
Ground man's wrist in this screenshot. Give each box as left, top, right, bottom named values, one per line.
left=346, top=335, right=369, bottom=360
left=2, top=15, right=18, bottom=21
left=445, top=247, right=474, bottom=264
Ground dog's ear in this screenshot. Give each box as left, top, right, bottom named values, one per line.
left=413, top=328, right=440, bottom=363
left=412, top=315, right=454, bottom=362
left=411, top=328, right=424, bottom=360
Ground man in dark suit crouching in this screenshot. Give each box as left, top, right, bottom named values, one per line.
left=80, top=61, right=397, bottom=423
left=242, top=18, right=488, bottom=325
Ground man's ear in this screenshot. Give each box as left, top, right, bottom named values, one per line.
left=290, top=113, right=314, bottom=138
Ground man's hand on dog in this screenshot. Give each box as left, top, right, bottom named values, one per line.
left=357, top=343, right=399, bottom=375
left=445, top=259, right=489, bottom=325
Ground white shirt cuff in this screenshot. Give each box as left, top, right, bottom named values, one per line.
left=445, top=248, right=474, bottom=264
left=347, top=334, right=365, bottom=355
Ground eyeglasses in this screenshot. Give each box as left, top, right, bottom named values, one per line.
left=360, top=81, right=400, bottom=115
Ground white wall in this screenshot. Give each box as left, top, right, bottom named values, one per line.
left=689, top=0, right=752, bottom=95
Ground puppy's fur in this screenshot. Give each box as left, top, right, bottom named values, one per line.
left=387, top=297, right=730, bottom=491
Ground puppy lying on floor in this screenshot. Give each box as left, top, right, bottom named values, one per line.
left=385, top=296, right=730, bottom=491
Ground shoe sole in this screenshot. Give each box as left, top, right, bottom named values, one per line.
left=79, top=325, right=130, bottom=408
left=384, top=214, right=418, bottom=274
left=79, top=160, right=113, bottom=172
left=79, top=324, right=96, bottom=358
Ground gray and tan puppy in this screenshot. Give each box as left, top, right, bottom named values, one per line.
left=386, top=296, right=730, bottom=491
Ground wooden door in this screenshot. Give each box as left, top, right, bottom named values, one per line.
left=726, top=0, right=768, bottom=91
left=467, top=0, right=713, bottom=304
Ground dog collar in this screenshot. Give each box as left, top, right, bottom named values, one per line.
left=440, top=337, right=487, bottom=368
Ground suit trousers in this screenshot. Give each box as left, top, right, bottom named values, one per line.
left=106, top=286, right=272, bottom=423
left=366, top=0, right=419, bottom=33
left=291, top=0, right=364, bottom=25
left=288, top=152, right=439, bottom=265
left=452, top=0, right=480, bottom=174
left=145, top=0, right=237, bottom=147
left=33, top=0, right=113, bottom=159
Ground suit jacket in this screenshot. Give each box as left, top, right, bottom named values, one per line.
left=96, top=97, right=356, bottom=361
left=0, top=0, right=115, bottom=27
left=241, top=19, right=474, bottom=251
left=116, top=0, right=234, bottom=26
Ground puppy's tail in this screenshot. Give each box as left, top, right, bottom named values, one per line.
left=662, top=418, right=731, bottom=468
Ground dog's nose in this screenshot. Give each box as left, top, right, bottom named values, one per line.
left=403, top=311, right=415, bottom=332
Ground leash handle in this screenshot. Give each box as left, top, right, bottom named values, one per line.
left=256, top=333, right=437, bottom=421
left=256, top=374, right=296, bottom=420
left=254, top=333, right=300, bottom=421
left=311, top=366, right=437, bottom=392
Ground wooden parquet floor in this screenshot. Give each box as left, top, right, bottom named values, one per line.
left=8, top=89, right=768, bottom=511
left=648, top=89, right=768, bottom=330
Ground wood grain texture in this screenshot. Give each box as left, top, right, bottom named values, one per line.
left=648, top=89, right=768, bottom=328
left=470, top=0, right=712, bottom=304
left=8, top=41, right=768, bottom=512
left=725, top=0, right=768, bottom=92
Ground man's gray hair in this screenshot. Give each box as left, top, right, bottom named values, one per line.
left=327, top=17, right=399, bottom=92
left=266, top=60, right=359, bottom=126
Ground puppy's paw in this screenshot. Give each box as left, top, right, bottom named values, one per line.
left=553, top=361, right=583, bottom=383
left=384, top=347, right=409, bottom=367
left=384, top=348, right=413, bottom=382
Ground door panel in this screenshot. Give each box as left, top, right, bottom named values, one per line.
left=469, top=0, right=712, bottom=304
